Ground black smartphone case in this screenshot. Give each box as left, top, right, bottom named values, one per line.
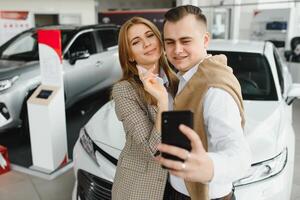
left=161, top=110, right=193, bottom=162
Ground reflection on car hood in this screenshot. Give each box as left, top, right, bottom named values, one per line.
left=86, top=100, right=282, bottom=164
left=0, top=59, right=39, bottom=79
left=243, top=101, right=281, bottom=163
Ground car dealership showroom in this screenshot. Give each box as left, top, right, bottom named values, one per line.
left=1, top=0, right=300, bottom=200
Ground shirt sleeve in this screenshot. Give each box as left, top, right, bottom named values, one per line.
left=204, top=88, right=252, bottom=184
left=112, top=81, right=161, bottom=157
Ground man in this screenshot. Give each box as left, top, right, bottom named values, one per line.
left=156, top=5, right=252, bottom=200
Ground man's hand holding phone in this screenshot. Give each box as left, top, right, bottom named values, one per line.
left=156, top=112, right=214, bottom=183
left=160, top=111, right=193, bottom=162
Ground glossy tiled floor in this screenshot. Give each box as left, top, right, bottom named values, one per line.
left=0, top=168, right=74, bottom=200
left=0, top=100, right=300, bottom=200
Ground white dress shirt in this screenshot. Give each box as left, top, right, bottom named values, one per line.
left=169, top=63, right=252, bottom=199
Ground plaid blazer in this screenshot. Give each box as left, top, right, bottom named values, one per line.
left=111, top=80, right=168, bottom=200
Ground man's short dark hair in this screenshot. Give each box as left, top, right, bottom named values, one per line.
left=164, top=5, right=207, bottom=26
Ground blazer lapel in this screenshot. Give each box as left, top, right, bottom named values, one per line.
left=147, top=104, right=157, bottom=122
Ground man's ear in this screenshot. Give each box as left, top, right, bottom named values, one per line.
left=204, top=32, right=210, bottom=49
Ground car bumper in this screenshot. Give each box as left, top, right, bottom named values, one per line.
left=0, top=88, right=25, bottom=131
left=73, top=140, right=293, bottom=200
left=72, top=138, right=116, bottom=200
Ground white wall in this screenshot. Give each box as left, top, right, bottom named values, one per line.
left=179, top=0, right=300, bottom=40
left=257, top=0, right=295, bottom=9
left=0, top=0, right=97, bottom=25
left=98, top=0, right=173, bottom=11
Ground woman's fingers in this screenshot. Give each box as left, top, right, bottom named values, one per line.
left=137, top=65, right=158, bottom=82
left=136, top=65, right=144, bottom=78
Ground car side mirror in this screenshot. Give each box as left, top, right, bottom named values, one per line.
left=69, top=50, right=90, bottom=65
left=284, top=50, right=292, bottom=62
left=286, top=83, right=300, bottom=105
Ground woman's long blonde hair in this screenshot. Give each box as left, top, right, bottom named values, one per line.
left=118, top=16, right=178, bottom=105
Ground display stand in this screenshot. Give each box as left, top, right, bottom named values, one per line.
left=26, top=30, right=68, bottom=175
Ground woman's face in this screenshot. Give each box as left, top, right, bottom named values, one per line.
left=127, top=23, right=161, bottom=70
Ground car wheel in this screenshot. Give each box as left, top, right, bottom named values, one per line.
left=19, top=87, right=38, bottom=138
left=19, top=104, right=30, bottom=138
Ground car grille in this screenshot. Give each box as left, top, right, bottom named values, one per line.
left=77, top=169, right=112, bottom=200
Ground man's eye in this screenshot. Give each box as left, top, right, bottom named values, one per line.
left=182, top=40, right=191, bottom=44
left=165, top=41, right=174, bottom=45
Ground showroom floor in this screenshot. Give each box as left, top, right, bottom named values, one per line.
left=1, top=99, right=300, bottom=200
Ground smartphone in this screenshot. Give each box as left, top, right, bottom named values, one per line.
left=161, top=110, right=193, bottom=162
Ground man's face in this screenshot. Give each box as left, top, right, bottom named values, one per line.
left=163, top=14, right=210, bottom=73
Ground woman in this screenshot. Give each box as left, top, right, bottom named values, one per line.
left=111, top=17, right=178, bottom=200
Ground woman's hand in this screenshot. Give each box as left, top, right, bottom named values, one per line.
left=137, top=65, right=168, bottom=102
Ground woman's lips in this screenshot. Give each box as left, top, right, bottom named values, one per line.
left=144, top=48, right=157, bottom=55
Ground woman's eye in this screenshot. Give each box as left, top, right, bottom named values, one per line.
left=147, top=33, right=154, bottom=38
left=132, top=41, right=139, bottom=45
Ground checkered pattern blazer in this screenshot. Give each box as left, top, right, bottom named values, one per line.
left=111, top=80, right=168, bottom=200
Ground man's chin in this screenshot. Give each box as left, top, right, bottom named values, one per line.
left=173, top=64, right=190, bottom=73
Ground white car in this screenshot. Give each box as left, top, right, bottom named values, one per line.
left=72, top=40, right=300, bottom=200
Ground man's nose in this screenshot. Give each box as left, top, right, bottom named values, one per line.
left=174, top=43, right=183, bottom=54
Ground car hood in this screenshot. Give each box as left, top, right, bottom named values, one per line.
left=243, top=101, right=282, bottom=163
left=85, top=100, right=126, bottom=151
left=0, top=59, right=39, bottom=79
left=86, top=100, right=282, bottom=164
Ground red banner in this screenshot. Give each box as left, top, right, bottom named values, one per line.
left=0, top=11, right=28, bottom=20
left=0, top=145, right=10, bottom=175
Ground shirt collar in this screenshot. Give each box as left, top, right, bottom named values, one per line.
left=158, top=68, right=169, bottom=86
left=176, top=62, right=199, bottom=83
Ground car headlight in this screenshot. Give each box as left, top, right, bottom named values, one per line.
left=234, top=148, right=288, bottom=187
left=79, top=128, right=118, bottom=166
left=0, top=76, right=19, bottom=91
left=79, top=128, right=99, bottom=166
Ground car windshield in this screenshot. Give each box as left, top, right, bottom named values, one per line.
left=0, top=30, right=74, bottom=61
left=208, top=51, right=277, bottom=101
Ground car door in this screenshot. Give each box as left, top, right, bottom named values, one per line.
left=63, top=31, right=100, bottom=105
left=90, top=28, right=119, bottom=91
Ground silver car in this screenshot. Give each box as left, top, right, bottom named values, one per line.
left=0, top=24, right=122, bottom=133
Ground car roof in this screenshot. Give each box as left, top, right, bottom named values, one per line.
left=208, top=39, right=267, bottom=54
left=33, top=24, right=118, bottom=32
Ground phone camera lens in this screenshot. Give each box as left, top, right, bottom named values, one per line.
left=164, top=119, right=168, bottom=123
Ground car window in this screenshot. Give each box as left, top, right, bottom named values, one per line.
left=208, top=51, right=278, bottom=101
left=68, top=32, right=96, bottom=58
left=0, top=29, right=75, bottom=61
left=60, top=30, right=76, bottom=49
left=273, top=48, right=284, bottom=94
left=0, top=32, right=38, bottom=61
left=96, top=29, right=118, bottom=51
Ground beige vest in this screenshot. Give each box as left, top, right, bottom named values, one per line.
left=173, top=55, right=245, bottom=200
